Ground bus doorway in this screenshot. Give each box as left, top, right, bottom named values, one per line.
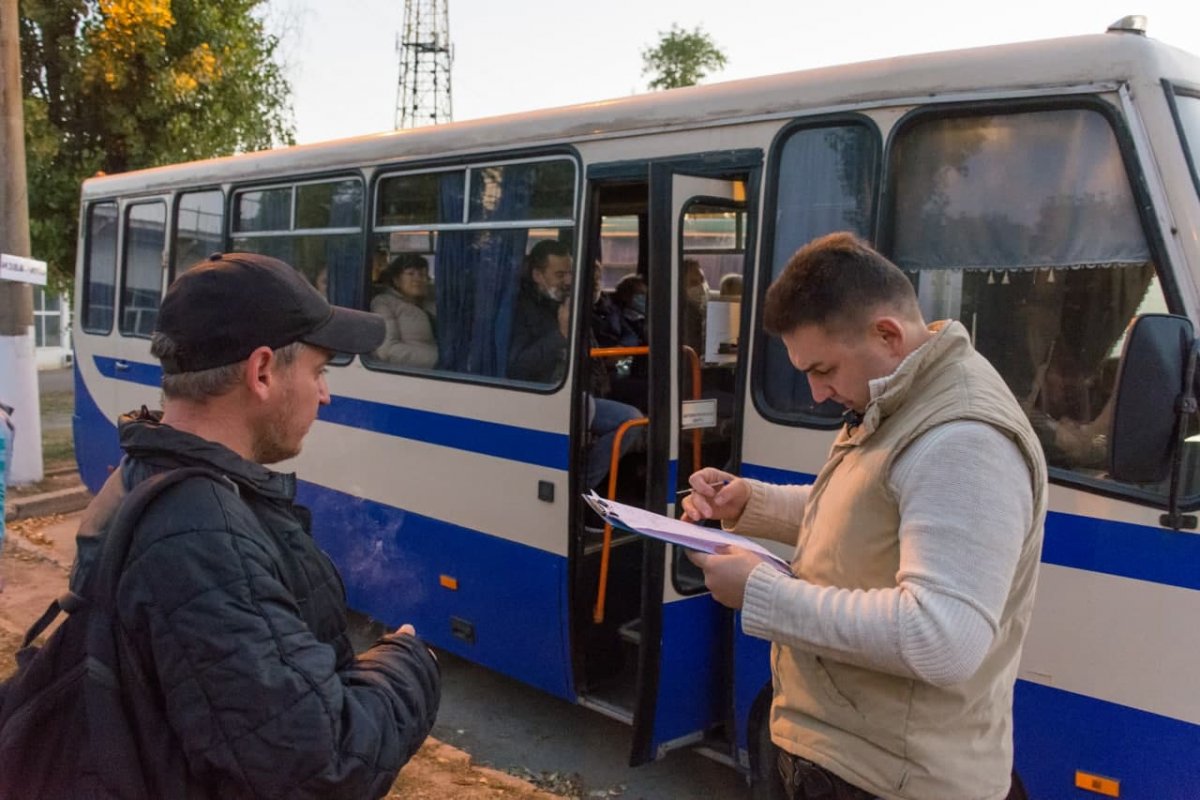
left=570, top=153, right=760, bottom=766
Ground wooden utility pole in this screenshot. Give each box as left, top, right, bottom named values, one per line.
left=0, top=0, right=44, bottom=484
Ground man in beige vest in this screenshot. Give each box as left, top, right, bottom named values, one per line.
left=683, top=233, right=1047, bottom=800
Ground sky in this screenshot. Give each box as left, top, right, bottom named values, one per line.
left=270, top=0, right=1200, bottom=146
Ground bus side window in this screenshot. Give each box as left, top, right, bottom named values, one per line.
left=759, top=122, right=879, bottom=424
left=120, top=201, right=167, bottom=338
left=890, top=107, right=1168, bottom=484
left=83, top=202, right=119, bottom=334
left=231, top=178, right=364, bottom=304
left=364, top=159, right=578, bottom=385
left=173, top=190, right=224, bottom=279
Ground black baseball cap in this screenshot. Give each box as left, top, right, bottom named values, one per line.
left=156, top=253, right=385, bottom=374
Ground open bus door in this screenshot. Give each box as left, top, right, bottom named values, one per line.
left=629, top=155, right=760, bottom=765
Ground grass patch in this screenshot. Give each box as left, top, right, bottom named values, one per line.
left=42, top=428, right=75, bottom=472
left=39, top=390, right=74, bottom=418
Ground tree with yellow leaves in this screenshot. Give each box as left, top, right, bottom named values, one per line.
left=20, top=0, right=293, bottom=287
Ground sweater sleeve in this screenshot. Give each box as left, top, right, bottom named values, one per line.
left=118, top=482, right=440, bottom=799
left=740, top=421, right=1032, bottom=686
left=725, top=480, right=811, bottom=545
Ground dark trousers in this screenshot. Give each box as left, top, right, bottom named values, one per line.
left=777, top=751, right=1029, bottom=800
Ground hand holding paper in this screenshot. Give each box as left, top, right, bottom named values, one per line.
left=584, top=492, right=791, bottom=575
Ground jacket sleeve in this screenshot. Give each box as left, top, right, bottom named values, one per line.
left=117, top=487, right=441, bottom=800
left=372, top=296, right=438, bottom=368
left=508, top=322, right=566, bottom=382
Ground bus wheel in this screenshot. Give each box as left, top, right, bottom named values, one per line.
left=750, top=694, right=787, bottom=800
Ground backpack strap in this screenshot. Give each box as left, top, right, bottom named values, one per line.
left=16, top=467, right=229, bottom=651
left=89, top=466, right=233, bottom=609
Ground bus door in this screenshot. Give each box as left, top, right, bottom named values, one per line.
left=110, top=198, right=170, bottom=415
left=73, top=197, right=169, bottom=490
left=629, top=156, right=760, bottom=765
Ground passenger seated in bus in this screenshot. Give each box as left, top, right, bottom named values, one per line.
left=719, top=273, right=743, bottom=299
left=592, top=268, right=641, bottom=349
left=510, top=241, right=644, bottom=487
left=370, top=253, right=438, bottom=368
left=604, top=273, right=649, bottom=410
left=612, top=273, right=648, bottom=345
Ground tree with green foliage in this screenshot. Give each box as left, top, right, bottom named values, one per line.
left=20, top=0, right=294, bottom=288
left=641, top=23, right=727, bottom=91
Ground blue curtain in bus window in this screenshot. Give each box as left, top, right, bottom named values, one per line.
left=435, top=171, right=531, bottom=377
left=324, top=181, right=363, bottom=306
left=435, top=173, right=470, bottom=370
left=763, top=124, right=877, bottom=421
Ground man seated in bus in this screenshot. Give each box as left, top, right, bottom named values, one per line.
left=371, top=253, right=438, bottom=368
left=509, top=241, right=644, bottom=488
left=682, top=233, right=1045, bottom=800
left=63, top=253, right=440, bottom=797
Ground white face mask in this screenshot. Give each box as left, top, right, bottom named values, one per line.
left=687, top=285, right=708, bottom=306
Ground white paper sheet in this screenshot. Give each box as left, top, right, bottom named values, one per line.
left=584, top=492, right=792, bottom=574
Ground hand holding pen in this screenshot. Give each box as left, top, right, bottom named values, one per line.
left=680, top=467, right=750, bottom=524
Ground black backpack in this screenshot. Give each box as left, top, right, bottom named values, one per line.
left=0, top=467, right=223, bottom=799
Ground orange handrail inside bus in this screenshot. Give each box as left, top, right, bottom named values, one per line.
left=593, top=416, right=649, bottom=625
left=589, top=345, right=703, bottom=624
left=590, top=345, right=649, bottom=359
left=681, top=346, right=702, bottom=469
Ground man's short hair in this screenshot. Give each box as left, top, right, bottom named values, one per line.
left=614, top=273, right=646, bottom=307
left=527, top=240, right=572, bottom=273
left=151, top=334, right=303, bottom=402
left=762, top=232, right=920, bottom=336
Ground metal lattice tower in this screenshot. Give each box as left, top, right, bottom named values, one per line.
left=394, top=0, right=453, bottom=129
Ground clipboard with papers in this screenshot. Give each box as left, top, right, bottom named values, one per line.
left=583, top=491, right=793, bottom=575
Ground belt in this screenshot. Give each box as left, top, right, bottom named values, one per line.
left=777, top=751, right=877, bottom=800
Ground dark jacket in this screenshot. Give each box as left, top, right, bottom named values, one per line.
left=508, top=278, right=567, bottom=383
left=104, top=411, right=440, bottom=799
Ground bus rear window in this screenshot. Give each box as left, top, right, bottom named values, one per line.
left=1172, top=90, right=1200, bottom=200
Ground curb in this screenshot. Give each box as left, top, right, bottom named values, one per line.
left=4, top=483, right=92, bottom=522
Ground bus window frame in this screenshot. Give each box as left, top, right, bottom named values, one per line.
left=117, top=197, right=169, bottom=340
left=1163, top=79, right=1200, bottom=205
left=879, top=95, right=1193, bottom=511
left=231, top=174, right=365, bottom=237
left=170, top=186, right=225, bottom=282
left=81, top=199, right=121, bottom=336
left=362, top=150, right=582, bottom=394
left=750, top=112, right=884, bottom=431
left=673, top=192, right=757, bottom=598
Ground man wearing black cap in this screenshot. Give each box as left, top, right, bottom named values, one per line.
left=90, top=254, right=441, bottom=798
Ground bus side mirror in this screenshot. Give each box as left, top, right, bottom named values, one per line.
left=1109, top=314, right=1194, bottom=484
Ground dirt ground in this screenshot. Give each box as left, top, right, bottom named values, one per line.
left=0, top=511, right=566, bottom=800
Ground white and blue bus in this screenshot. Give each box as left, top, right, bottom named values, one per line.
left=73, top=20, right=1200, bottom=798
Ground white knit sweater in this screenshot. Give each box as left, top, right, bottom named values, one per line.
left=737, top=376, right=1034, bottom=687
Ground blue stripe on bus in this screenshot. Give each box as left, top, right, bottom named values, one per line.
left=90, top=356, right=570, bottom=470
left=93, top=355, right=163, bottom=387
left=296, top=479, right=575, bottom=702
left=1014, top=680, right=1200, bottom=799
left=740, top=461, right=1200, bottom=592
left=73, top=361, right=123, bottom=494
left=317, top=394, right=569, bottom=471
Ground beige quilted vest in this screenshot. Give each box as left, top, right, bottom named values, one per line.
left=769, top=321, right=1048, bottom=800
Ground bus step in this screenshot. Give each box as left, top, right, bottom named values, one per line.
left=618, top=617, right=642, bottom=646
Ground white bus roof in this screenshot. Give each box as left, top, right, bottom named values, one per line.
left=82, top=31, right=1200, bottom=199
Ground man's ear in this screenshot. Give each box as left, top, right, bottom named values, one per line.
left=243, top=346, right=276, bottom=401
left=873, top=316, right=908, bottom=356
